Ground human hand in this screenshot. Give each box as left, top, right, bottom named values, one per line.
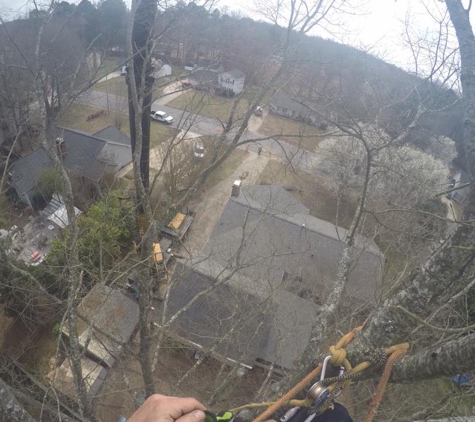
left=128, top=394, right=206, bottom=422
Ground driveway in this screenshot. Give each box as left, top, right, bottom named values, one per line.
left=78, top=88, right=321, bottom=175
left=185, top=152, right=270, bottom=256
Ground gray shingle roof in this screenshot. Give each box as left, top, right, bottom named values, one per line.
left=188, top=70, right=219, bottom=85
left=270, top=91, right=327, bottom=117
left=163, top=262, right=272, bottom=368
left=9, top=148, right=53, bottom=198
left=235, top=185, right=310, bottom=217
left=62, top=284, right=139, bottom=368
left=93, top=126, right=131, bottom=146
left=9, top=127, right=132, bottom=200
left=205, top=185, right=383, bottom=302
left=164, top=186, right=382, bottom=370
left=222, top=68, right=246, bottom=79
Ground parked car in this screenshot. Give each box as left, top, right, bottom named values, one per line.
left=254, top=106, right=263, bottom=116
left=151, top=111, right=174, bottom=124
left=193, top=141, right=205, bottom=159
left=182, top=80, right=192, bottom=88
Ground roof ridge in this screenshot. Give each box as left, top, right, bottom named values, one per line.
left=55, top=126, right=108, bottom=146
left=229, top=197, right=381, bottom=257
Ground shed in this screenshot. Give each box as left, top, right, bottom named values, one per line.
left=61, top=284, right=139, bottom=368
left=52, top=357, right=108, bottom=402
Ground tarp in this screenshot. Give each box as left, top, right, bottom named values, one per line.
left=47, top=204, right=82, bottom=228
left=168, top=212, right=186, bottom=230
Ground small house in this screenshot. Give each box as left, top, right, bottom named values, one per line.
left=8, top=126, right=132, bottom=208
left=155, top=64, right=172, bottom=79
left=269, top=91, right=333, bottom=128
left=217, top=69, right=246, bottom=95
left=448, top=170, right=470, bottom=207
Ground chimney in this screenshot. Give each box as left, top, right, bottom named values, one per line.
left=56, top=137, right=67, bottom=158
left=231, top=180, right=241, bottom=197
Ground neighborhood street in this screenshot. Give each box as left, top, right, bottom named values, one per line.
left=79, top=87, right=321, bottom=175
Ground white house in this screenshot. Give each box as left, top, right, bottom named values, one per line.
left=218, top=69, right=246, bottom=95
left=155, top=64, right=172, bottom=79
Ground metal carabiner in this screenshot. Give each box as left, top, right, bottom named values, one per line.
left=306, top=355, right=332, bottom=408
left=307, top=355, right=331, bottom=403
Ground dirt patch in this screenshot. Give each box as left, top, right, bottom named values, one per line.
left=259, top=113, right=327, bottom=152
left=256, top=159, right=356, bottom=228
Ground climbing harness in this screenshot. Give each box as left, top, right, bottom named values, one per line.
left=230, top=325, right=410, bottom=422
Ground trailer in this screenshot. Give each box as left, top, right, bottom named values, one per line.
left=160, top=209, right=194, bottom=240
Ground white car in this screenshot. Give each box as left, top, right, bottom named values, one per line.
left=193, top=142, right=205, bottom=159
left=151, top=111, right=174, bottom=124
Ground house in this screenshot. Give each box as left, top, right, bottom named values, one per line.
left=217, top=69, right=246, bottom=95
left=187, top=68, right=246, bottom=95
left=61, top=284, right=139, bottom=368
left=448, top=170, right=470, bottom=207
left=51, top=357, right=108, bottom=402
left=269, top=91, right=334, bottom=127
left=54, top=284, right=139, bottom=401
left=8, top=126, right=132, bottom=208
left=155, top=64, right=172, bottom=79
left=161, top=185, right=383, bottom=371
left=187, top=69, right=219, bottom=89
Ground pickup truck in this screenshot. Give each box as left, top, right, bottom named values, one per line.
left=151, top=110, right=174, bottom=124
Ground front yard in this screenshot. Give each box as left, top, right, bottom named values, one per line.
left=94, top=73, right=183, bottom=99
left=256, top=159, right=356, bottom=228
left=94, top=77, right=128, bottom=97
left=258, top=113, right=328, bottom=151
left=58, top=104, right=177, bottom=147
left=167, top=91, right=250, bottom=122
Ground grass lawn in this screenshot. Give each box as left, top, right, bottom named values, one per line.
left=167, top=91, right=250, bottom=122
left=201, top=148, right=248, bottom=190
left=58, top=104, right=176, bottom=147
left=95, top=58, right=118, bottom=80
left=258, top=113, right=328, bottom=152
left=94, top=77, right=128, bottom=97
left=256, top=159, right=356, bottom=228
left=94, top=76, right=174, bottom=102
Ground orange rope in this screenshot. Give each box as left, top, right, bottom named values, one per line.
left=363, top=347, right=408, bottom=422
left=252, top=364, right=322, bottom=422
left=252, top=326, right=363, bottom=422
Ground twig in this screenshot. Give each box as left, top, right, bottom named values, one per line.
left=396, top=306, right=475, bottom=333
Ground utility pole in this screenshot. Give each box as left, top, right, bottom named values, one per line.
left=127, top=0, right=157, bottom=192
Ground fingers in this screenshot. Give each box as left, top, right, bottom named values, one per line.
left=165, top=397, right=206, bottom=419
left=127, top=395, right=206, bottom=422
left=175, top=410, right=206, bottom=422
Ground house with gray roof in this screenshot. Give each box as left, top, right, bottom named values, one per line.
left=269, top=91, right=334, bottom=127
left=188, top=70, right=219, bottom=89
left=187, top=68, right=246, bottom=95
left=54, top=284, right=139, bottom=402
left=162, top=185, right=383, bottom=371
left=61, top=284, right=140, bottom=368
left=8, top=126, right=131, bottom=208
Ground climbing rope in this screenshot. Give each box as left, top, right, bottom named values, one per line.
left=249, top=325, right=409, bottom=422
left=252, top=325, right=363, bottom=422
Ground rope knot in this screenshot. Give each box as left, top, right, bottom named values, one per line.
left=329, top=345, right=346, bottom=366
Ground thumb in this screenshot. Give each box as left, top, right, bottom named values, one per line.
left=176, top=410, right=206, bottom=422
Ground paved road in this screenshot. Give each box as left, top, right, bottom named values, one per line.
left=79, top=89, right=321, bottom=175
